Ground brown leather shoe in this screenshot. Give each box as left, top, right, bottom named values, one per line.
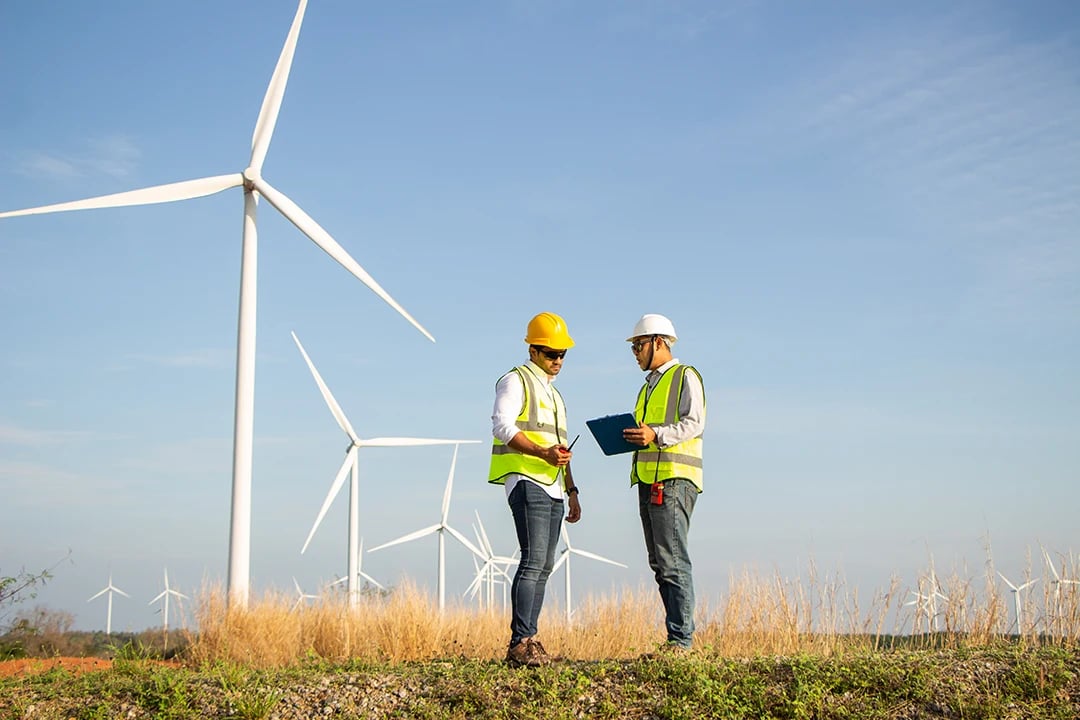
left=506, top=640, right=542, bottom=668
left=525, top=638, right=556, bottom=665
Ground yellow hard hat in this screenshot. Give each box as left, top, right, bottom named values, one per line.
left=524, top=312, right=575, bottom=349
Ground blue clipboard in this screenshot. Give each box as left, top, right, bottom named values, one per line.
left=585, top=413, right=640, bottom=456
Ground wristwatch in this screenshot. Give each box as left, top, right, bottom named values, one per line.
left=566, top=486, right=579, bottom=495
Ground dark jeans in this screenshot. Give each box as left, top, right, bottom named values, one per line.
left=508, top=480, right=563, bottom=647
left=638, top=478, right=697, bottom=648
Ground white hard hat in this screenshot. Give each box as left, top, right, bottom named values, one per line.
left=626, top=314, right=678, bottom=343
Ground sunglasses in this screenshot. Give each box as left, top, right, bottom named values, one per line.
left=631, top=337, right=653, bottom=353
left=532, top=346, right=567, bottom=360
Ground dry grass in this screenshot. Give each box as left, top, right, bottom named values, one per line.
left=184, top=550, right=1080, bottom=669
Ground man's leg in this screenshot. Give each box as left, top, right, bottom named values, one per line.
left=639, top=479, right=697, bottom=648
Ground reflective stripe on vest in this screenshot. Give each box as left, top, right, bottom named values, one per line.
left=489, top=365, right=568, bottom=486
left=631, top=364, right=704, bottom=492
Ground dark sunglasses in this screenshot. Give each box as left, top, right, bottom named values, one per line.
left=532, top=346, right=567, bottom=360
left=631, top=337, right=654, bottom=353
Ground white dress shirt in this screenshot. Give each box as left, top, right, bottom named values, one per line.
left=491, top=360, right=567, bottom=500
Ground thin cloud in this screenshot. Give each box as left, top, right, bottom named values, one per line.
left=124, top=349, right=231, bottom=369
left=14, top=134, right=142, bottom=182
left=0, top=423, right=91, bottom=447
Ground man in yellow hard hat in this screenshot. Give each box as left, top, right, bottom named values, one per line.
left=489, top=312, right=581, bottom=667
left=622, top=313, right=705, bottom=652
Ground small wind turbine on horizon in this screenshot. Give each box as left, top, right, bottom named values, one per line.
left=998, top=571, right=1038, bottom=635
left=293, top=332, right=474, bottom=609
left=87, top=574, right=129, bottom=636
left=0, top=0, right=435, bottom=610
left=369, top=445, right=486, bottom=611
left=465, top=511, right=516, bottom=610
left=328, top=538, right=386, bottom=596
left=552, top=524, right=627, bottom=622
left=291, top=577, right=320, bottom=612
left=148, top=569, right=189, bottom=634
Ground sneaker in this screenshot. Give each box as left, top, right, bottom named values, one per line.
left=506, top=640, right=542, bottom=668
left=525, top=638, right=557, bottom=665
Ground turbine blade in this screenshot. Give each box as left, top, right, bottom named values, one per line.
left=571, top=548, right=628, bottom=568
left=440, top=445, right=459, bottom=522
left=997, top=571, right=1018, bottom=591
left=0, top=174, right=243, bottom=219
left=253, top=177, right=435, bottom=342
left=114, top=588, right=131, bottom=598
left=360, top=438, right=479, bottom=447
left=367, top=524, right=441, bottom=552
left=301, top=448, right=356, bottom=554
left=249, top=0, right=308, bottom=170
left=475, top=511, right=495, bottom=556
left=359, top=572, right=385, bottom=590
left=291, top=331, right=360, bottom=442
left=87, top=588, right=109, bottom=602
left=445, top=524, right=485, bottom=560
left=552, top=550, right=569, bottom=572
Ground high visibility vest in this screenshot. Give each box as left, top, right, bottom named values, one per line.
left=489, top=365, right=568, bottom=486
left=631, top=364, right=704, bottom=492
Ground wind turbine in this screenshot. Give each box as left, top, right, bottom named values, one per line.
left=998, top=571, right=1038, bottom=635
left=465, top=512, right=516, bottom=610
left=551, top=524, right=627, bottom=622
left=293, top=332, right=473, bottom=609
left=148, top=568, right=189, bottom=634
left=328, top=538, right=386, bottom=596
left=0, top=0, right=434, bottom=609
left=291, top=577, right=320, bottom=612
left=369, top=445, right=486, bottom=611
left=87, top=574, right=129, bottom=636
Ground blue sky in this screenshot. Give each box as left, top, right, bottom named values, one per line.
left=2, top=0, right=1078, bottom=633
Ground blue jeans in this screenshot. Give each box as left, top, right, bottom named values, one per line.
left=638, top=478, right=697, bottom=648
left=508, top=480, right=563, bottom=647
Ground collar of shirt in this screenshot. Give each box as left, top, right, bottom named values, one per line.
left=646, top=357, right=680, bottom=386
left=525, top=359, right=557, bottom=385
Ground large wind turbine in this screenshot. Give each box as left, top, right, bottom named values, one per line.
left=551, top=524, right=627, bottom=622
left=87, top=574, right=129, bottom=636
left=293, top=332, right=472, bottom=609
left=0, top=0, right=434, bottom=609
left=369, top=445, right=486, bottom=611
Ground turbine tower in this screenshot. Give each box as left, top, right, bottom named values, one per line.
left=0, top=0, right=435, bottom=609
left=551, top=524, right=627, bottom=622
left=292, top=332, right=473, bottom=609
left=369, top=445, right=486, bottom=611
left=87, top=574, right=129, bottom=636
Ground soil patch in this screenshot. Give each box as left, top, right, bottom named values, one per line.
left=0, top=657, right=114, bottom=678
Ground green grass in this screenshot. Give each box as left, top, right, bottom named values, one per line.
left=2, top=645, right=1078, bottom=720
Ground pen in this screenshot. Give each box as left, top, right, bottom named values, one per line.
left=566, top=434, right=580, bottom=451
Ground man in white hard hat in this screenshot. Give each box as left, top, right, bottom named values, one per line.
left=489, top=312, right=582, bottom=667
left=622, top=313, right=705, bottom=652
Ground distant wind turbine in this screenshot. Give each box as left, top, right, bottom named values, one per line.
left=551, top=524, right=627, bottom=622
left=328, top=538, right=386, bottom=596
left=87, top=574, right=129, bottom=636
left=998, top=571, right=1038, bottom=635
left=465, top=512, right=516, bottom=610
left=369, top=445, right=486, bottom=611
left=148, top=569, right=189, bottom=634
left=291, top=577, right=320, bottom=612
left=0, top=0, right=435, bottom=609
left=292, top=332, right=472, bottom=609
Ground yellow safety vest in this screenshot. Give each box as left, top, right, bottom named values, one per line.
left=631, top=364, right=704, bottom=492
left=489, top=365, right=568, bottom=486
